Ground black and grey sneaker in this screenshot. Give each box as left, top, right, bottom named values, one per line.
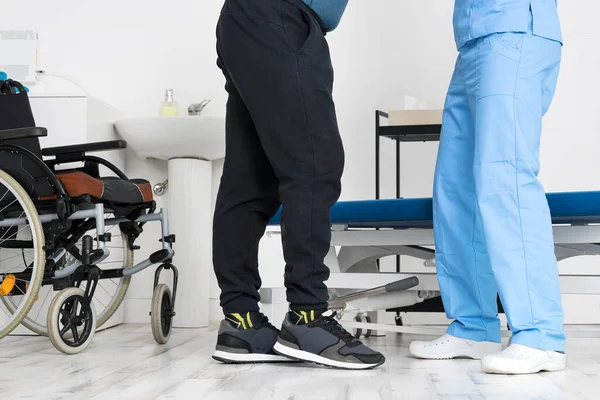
left=212, top=312, right=297, bottom=364
left=273, top=310, right=385, bottom=370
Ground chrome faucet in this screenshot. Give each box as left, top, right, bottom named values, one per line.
left=153, top=179, right=168, bottom=196
left=188, top=99, right=211, bottom=116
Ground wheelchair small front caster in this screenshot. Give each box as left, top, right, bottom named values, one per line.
left=47, top=287, right=97, bottom=355
left=151, top=284, right=173, bottom=344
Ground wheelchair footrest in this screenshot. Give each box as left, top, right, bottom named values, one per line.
left=149, top=249, right=173, bottom=264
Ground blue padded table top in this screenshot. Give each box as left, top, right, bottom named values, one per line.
left=269, top=191, right=600, bottom=229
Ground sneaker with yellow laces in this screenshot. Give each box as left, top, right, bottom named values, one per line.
left=212, top=311, right=297, bottom=364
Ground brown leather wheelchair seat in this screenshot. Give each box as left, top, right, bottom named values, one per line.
left=55, top=171, right=153, bottom=204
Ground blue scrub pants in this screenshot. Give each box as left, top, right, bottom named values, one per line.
left=433, top=31, right=566, bottom=352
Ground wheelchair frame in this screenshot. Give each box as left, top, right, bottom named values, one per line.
left=0, top=125, right=179, bottom=354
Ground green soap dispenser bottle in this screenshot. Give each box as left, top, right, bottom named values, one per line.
left=160, top=89, right=179, bottom=116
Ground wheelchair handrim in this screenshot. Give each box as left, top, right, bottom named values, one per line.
left=0, top=169, right=45, bottom=339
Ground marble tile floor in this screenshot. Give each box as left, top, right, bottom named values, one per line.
left=1, top=324, right=600, bottom=400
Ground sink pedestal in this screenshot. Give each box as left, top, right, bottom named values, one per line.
left=168, top=158, right=212, bottom=328
left=114, top=116, right=226, bottom=327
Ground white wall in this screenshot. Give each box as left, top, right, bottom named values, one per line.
left=5, top=0, right=600, bottom=323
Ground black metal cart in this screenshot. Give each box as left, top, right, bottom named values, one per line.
left=374, top=109, right=448, bottom=321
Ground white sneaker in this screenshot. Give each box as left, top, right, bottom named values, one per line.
left=409, top=334, right=502, bottom=360
left=481, top=344, right=566, bottom=374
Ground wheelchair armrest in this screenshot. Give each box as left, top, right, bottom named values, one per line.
left=0, top=127, right=48, bottom=141
left=42, top=140, right=127, bottom=157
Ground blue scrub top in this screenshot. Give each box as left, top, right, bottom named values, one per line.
left=301, top=0, right=349, bottom=32
left=453, top=0, right=562, bottom=49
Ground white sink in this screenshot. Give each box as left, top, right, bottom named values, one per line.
left=114, top=116, right=225, bottom=161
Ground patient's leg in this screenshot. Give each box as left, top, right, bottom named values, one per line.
left=212, top=71, right=281, bottom=315
left=216, top=8, right=344, bottom=312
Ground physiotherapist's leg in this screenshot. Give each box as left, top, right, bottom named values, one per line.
left=473, top=32, right=565, bottom=353
left=434, top=54, right=501, bottom=343
left=468, top=32, right=566, bottom=374
left=409, top=51, right=502, bottom=360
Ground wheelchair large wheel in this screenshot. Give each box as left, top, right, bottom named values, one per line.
left=0, top=169, right=45, bottom=339
left=47, top=287, right=97, bottom=355
left=3, top=220, right=134, bottom=336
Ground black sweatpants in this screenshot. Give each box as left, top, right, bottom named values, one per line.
left=213, top=0, right=344, bottom=314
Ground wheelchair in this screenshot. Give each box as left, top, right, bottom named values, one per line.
left=0, top=78, right=179, bottom=354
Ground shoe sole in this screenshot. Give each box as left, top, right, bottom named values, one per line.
left=482, top=361, right=566, bottom=375
left=212, top=350, right=299, bottom=364
left=273, top=342, right=384, bottom=370
left=409, top=343, right=502, bottom=360
left=410, top=349, right=485, bottom=360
